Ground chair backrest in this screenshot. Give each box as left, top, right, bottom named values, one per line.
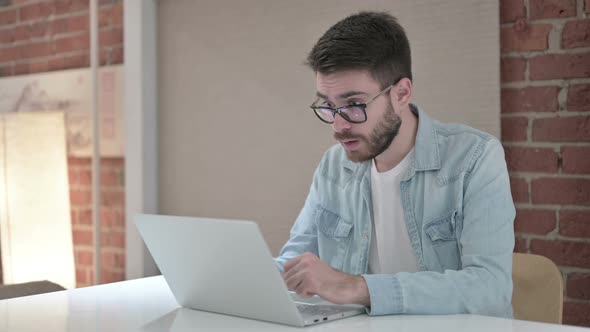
left=512, top=253, right=563, bottom=324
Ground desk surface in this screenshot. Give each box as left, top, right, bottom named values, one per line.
left=0, top=276, right=587, bottom=332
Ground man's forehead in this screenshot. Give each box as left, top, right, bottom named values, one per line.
left=315, top=70, right=379, bottom=100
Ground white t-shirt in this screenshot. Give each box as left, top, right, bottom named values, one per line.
left=368, top=148, right=419, bottom=275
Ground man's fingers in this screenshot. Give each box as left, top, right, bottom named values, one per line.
left=283, top=261, right=299, bottom=281
left=284, top=271, right=303, bottom=291
left=294, top=278, right=316, bottom=298
left=283, top=255, right=302, bottom=273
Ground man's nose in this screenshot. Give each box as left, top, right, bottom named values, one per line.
left=332, top=113, right=351, bottom=133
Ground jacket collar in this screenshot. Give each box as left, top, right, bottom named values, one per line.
left=342, top=104, right=441, bottom=173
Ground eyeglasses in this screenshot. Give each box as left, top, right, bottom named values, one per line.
left=309, top=84, right=395, bottom=124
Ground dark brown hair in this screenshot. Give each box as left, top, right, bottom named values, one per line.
left=306, top=11, right=412, bottom=88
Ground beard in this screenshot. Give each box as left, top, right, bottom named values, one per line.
left=334, top=102, right=402, bottom=162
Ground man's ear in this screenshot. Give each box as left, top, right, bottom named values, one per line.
left=390, top=78, right=413, bottom=109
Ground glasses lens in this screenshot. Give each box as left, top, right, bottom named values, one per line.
left=314, top=107, right=335, bottom=123
left=341, top=106, right=366, bottom=123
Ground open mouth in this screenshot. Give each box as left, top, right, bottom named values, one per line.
left=341, top=139, right=360, bottom=150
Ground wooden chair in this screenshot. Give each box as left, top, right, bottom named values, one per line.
left=512, top=253, right=563, bottom=324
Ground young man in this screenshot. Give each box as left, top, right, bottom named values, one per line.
left=274, top=12, right=515, bottom=317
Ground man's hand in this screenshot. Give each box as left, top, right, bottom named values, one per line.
left=283, top=252, right=370, bottom=306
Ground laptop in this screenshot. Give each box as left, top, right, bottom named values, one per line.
left=135, top=214, right=365, bottom=327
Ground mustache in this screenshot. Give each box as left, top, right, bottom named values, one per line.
left=334, top=132, right=364, bottom=141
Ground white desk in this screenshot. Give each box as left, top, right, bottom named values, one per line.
left=0, top=276, right=587, bottom=332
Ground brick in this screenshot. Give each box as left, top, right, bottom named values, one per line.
left=100, top=270, right=124, bottom=284
left=0, top=28, right=13, bottom=43
left=100, top=169, right=120, bottom=186
left=514, top=208, right=556, bottom=235
left=17, top=41, right=52, bottom=59
left=568, top=84, right=590, bottom=112
left=0, top=46, right=16, bottom=62
left=76, top=250, right=93, bottom=266
left=530, top=239, right=590, bottom=268
left=64, top=53, right=89, bottom=69
left=54, top=34, right=89, bottom=53
left=77, top=208, right=93, bottom=225
left=19, top=2, right=53, bottom=22
left=98, top=6, right=110, bottom=27
left=70, top=189, right=92, bottom=205
left=0, top=8, right=17, bottom=25
left=101, top=190, right=124, bottom=207
left=110, top=2, right=122, bottom=26
left=501, top=57, right=525, bottom=83
left=50, top=53, right=89, bottom=71
left=530, top=53, right=590, bottom=80
left=532, top=178, right=590, bottom=205
left=501, top=117, right=528, bottom=142
left=501, top=87, right=559, bottom=113
left=78, top=169, right=91, bottom=186
left=530, top=0, right=576, bottom=19
left=29, top=60, right=48, bottom=73
left=501, top=24, right=551, bottom=52
left=532, top=116, right=590, bottom=142
left=560, top=210, right=590, bottom=238
left=501, top=0, right=525, bottom=23
left=562, top=147, right=590, bottom=174
left=101, top=251, right=125, bottom=269
left=76, top=268, right=88, bottom=285
left=54, top=0, right=88, bottom=15
left=563, top=301, right=590, bottom=326
left=101, top=230, right=125, bottom=248
left=48, top=56, right=64, bottom=71
left=567, top=273, right=590, bottom=300
left=504, top=146, right=558, bottom=172
left=13, top=25, right=31, bottom=41
left=68, top=157, right=91, bottom=166
left=30, top=20, right=49, bottom=38
left=13, top=63, right=29, bottom=75
left=563, top=19, right=590, bottom=49
left=514, top=236, right=527, bottom=253
left=67, top=14, right=89, bottom=33
left=14, top=61, right=49, bottom=75
left=99, top=48, right=108, bottom=66
left=99, top=27, right=122, bottom=47
left=101, top=158, right=124, bottom=168
left=110, top=46, right=122, bottom=64
left=100, top=209, right=116, bottom=227
left=51, top=15, right=88, bottom=36
left=510, top=176, right=529, bottom=203
left=72, top=229, right=93, bottom=246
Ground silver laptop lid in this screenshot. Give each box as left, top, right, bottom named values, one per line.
left=135, top=214, right=304, bottom=326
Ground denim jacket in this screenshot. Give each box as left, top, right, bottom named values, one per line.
left=275, top=106, right=515, bottom=318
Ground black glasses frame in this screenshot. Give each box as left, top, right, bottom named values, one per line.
left=309, top=82, right=398, bottom=124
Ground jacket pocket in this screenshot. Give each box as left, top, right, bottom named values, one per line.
left=424, top=212, right=456, bottom=242
left=317, top=207, right=353, bottom=238
left=423, top=211, right=461, bottom=271
left=315, top=206, right=353, bottom=271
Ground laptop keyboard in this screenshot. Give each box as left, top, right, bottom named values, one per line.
left=296, top=303, right=351, bottom=317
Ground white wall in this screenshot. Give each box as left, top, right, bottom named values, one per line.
left=155, top=0, right=500, bottom=255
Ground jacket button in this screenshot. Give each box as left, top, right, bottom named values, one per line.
left=363, top=233, right=369, bottom=240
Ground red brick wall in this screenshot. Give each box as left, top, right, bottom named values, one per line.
left=501, top=0, right=590, bottom=327
left=69, top=158, right=126, bottom=286
left=0, top=0, right=124, bottom=288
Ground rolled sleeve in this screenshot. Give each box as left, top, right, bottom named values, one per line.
left=362, top=274, right=404, bottom=315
